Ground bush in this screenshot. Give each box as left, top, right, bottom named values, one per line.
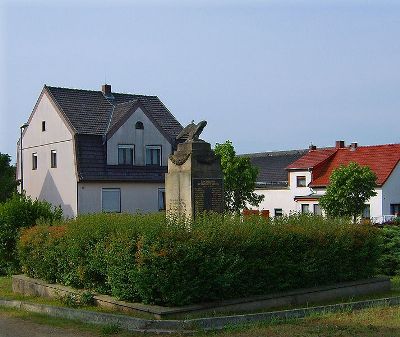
left=0, top=193, right=62, bottom=275
left=376, top=226, right=400, bottom=276
left=18, top=213, right=381, bottom=306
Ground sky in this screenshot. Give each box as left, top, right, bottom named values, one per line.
left=1, top=0, right=399, bottom=162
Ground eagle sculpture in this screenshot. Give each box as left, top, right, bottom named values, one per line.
left=176, top=120, right=207, bottom=142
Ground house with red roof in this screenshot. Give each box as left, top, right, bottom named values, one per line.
left=251, top=141, right=400, bottom=222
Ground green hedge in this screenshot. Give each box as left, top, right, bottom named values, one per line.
left=376, top=226, right=400, bottom=276
left=18, top=213, right=381, bottom=306
left=0, top=194, right=62, bottom=275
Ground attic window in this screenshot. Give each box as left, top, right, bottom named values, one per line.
left=135, top=121, right=144, bottom=130
left=42, top=121, right=46, bottom=132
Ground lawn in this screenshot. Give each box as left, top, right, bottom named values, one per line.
left=1, top=276, right=400, bottom=336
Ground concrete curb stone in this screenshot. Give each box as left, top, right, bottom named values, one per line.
left=1, top=295, right=400, bottom=333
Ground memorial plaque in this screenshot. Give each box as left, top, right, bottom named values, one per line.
left=192, top=178, right=223, bottom=215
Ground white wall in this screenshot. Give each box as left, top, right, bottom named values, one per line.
left=255, top=188, right=296, bottom=216
left=20, top=92, right=77, bottom=217
left=78, top=181, right=164, bottom=214
left=289, top=170, right=313, bottom=197
left=382, top=162, right=400, bottom=215
left=107, top=107, right=172, bottom=166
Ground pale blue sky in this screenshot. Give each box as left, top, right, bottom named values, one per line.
left=1, top=0, right=399, bottom=162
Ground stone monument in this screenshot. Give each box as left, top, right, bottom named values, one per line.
left=165, top=120, right=224, bottom=219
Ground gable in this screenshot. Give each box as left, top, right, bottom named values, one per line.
left=106, top=106, right=173, bottom=166
left=23, top=91, right=73, bottom=147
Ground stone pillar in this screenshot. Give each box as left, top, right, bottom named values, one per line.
left=165, top=140, right=224, bottom=219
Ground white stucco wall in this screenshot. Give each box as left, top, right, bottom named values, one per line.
left=382, top=162, right=400, bottom=215
left=107, top=107, right=172, bottom=166
left=78, top=182, right=165, bottom=214
left=255, top=188, right=296, bottom=216
left=289, top=171, right=313, bottom=197
left=19, top=92, right=77, bottom=217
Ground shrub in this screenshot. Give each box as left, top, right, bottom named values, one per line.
left=0, top=193, right=62, bottom=275
left=376, top=226, right=400, bottom=276
left=18, top=213, right=381, bottom=306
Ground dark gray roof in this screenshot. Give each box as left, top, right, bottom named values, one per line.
left=44, top=85, right=183, bottom=182
left=75, top=135, right=166, bottom=182
left=241, top=149, right=308, bottom=188
left=45, top=86, right=183, bottom=143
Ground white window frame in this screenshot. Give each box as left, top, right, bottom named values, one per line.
left=274, top=208, right=283, bottom=217
left=118, top=144, right=135, bottom=165
left=158, top=188, right=166, bottom=211
left=101, top=188, right=121, bottom=213
left=32, top=153, right=38, bottom=170
left=145, top=145, right=162, bottom=166
left=51, top=150, right=57, bottom=168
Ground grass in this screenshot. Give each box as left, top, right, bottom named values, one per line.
left=1, top=276, right=400, bottom=336
left=1, top=299, right=400, bottom=337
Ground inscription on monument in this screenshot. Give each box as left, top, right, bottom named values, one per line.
left=193, top=178, right=223, bottom=215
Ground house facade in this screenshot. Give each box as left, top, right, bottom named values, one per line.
left=16, top=84, right=183, bottom=217
left=248, top=141, right=400, bottom=221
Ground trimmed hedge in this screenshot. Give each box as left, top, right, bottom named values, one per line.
left=376, top=226, right=400, bottom=276
left=0, top=193, right=62, bottom=275
left=18, top=213, right=381, bottom=306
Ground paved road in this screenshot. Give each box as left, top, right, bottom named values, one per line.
left=0, top=315, right=98, bottom=337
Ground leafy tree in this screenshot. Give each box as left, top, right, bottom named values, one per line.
left=319, top=162, right=377, bottom=223
left=0, top=153, right=18, bottom=202
left=214, top=140, right=264, bottom=213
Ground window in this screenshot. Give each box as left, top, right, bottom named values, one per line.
left=301, top=204, right=309, bottom=213
left=42, top=121, right=46, bottom=132
left=297, top=176, right=306, bottom=187
left=102, top=188, right=121, bottom=213
left=118, top=145, right=134, bottom=165
left=135, top=121, right=144, bottom=129
left=362, top=205, right=371, bottom=219
left=146, top=146, right=161, bottom=166
left=391, top=204, right=400, bottom=216
left=313, top=204, right=322, bottom=215
left=274, top=208, right=283, bottom=217
left=158, top=188, right=166, bottom=211
left=51, top=150, right=57, bottom=168
left=32, top=153, right=38, bottom=170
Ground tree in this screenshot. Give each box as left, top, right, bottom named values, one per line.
left=0, top=153, right=18, bottom=203
left=214, top=140, right=264, bottom=213
left=319, top=162, right=377, bottom=223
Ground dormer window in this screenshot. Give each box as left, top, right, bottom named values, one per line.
left=118, top=145, right=134, bottom=165
left=297, top=176, right=306, bottom=187
left=135, top=121, right=144, bottom=130
left=146, top=145, right=161, bottom=166
left=42, top=121, right=46, bottom=132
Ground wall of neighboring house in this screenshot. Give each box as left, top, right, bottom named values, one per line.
left=107, top=107, right=172, bottom=166
left=255, top=188, right=296, bottom=216
left=77, top=182, right=165, bottom=214
left=382, top=162, right=400, bottom=215
left=18, top=92, right=77, bottom=218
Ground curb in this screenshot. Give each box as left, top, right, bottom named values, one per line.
left=1, top=295, right=400, bottom=333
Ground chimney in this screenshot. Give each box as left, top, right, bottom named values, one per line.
left=335, top=140, right=345, bottom=149
left=101, top=84, right=112, bottom=96
left=309, top=144, right=317, bottom=151
left=350, top=142, right=358, bottom=151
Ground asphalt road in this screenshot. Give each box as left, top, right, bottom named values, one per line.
left=0, top=315, right=98, bottom=337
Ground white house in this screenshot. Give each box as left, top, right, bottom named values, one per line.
left=16, top=84, right=183, bottom=217
left=247, top=141, right=400, bottom=221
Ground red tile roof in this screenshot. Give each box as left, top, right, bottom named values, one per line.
left=286, top=148, right=336, bottom=170
left=287, top=144, right=400, bottom=187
